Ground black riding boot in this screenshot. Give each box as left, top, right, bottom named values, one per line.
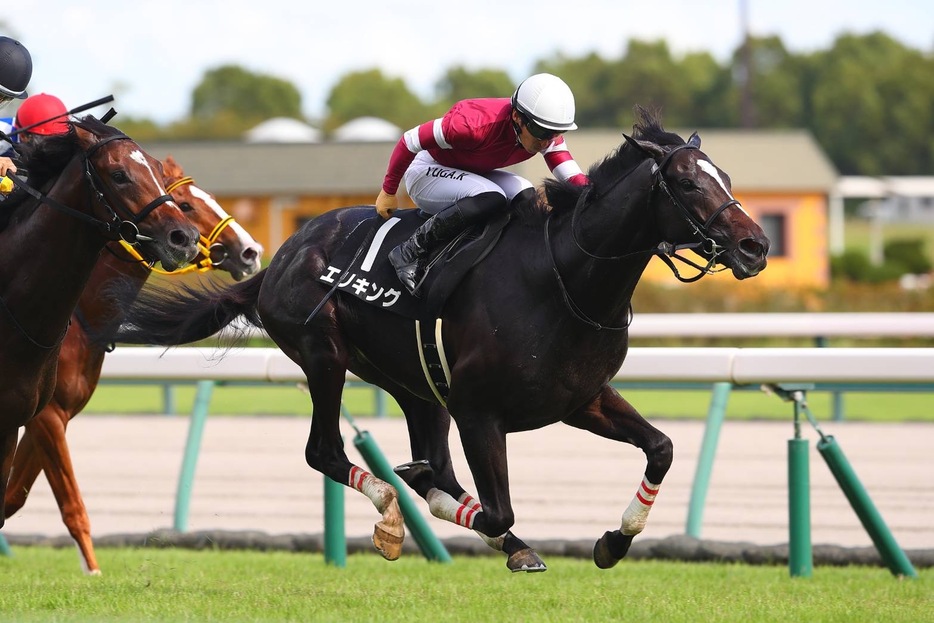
left=389, top=191, right=506, bottom=295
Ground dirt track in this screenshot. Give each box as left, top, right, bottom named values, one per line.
left=4, top=415, right=932, bottom=551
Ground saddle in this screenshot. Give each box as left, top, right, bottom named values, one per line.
left=316, top=208, right=510, bottom=321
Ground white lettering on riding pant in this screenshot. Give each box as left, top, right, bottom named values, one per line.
left=425, top=167, right=468, bottom=181
left=696, top=159, right=749, bottom=216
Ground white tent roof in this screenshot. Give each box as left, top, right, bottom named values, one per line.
left=245, top=117, right=321, bottom=143
left=333, top=116, right=401, bottom=142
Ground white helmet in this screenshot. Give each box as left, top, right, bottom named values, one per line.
left=511, top=73, right=578, bottom=131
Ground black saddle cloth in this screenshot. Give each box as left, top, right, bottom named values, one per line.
left=316, top=208, right=509, bottom=320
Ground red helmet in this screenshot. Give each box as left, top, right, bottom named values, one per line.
left=15, top=93, right=69, bottom=135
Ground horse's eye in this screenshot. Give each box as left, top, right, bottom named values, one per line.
left=679, top=179, right=697, bottom=191
left=111, top=170, right=130, bottom=183
left=179, top=201, right=193, bottom=212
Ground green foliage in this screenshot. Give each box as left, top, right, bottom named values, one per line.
left=322, top=68, right=429, bottom=133
left=190, top=64, right=304, bottom=135
left=830, top=240, right=932, bottom=284
left=123, top=32, right=933, bottom=175
left=884, top=238, right=932, bottom=274
left=433, top=66, right=514, bottom=110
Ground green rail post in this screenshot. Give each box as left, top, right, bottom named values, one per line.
left=788, top=434, right=812, bottom=578
left=174, top=380, right=214, bottom=531
left=323, top=475, right=346, bottom=567
left=685, top=381, right=732, bottom=538
left=816, top=436, right=917, bottom=578
left=768, top=383, right=814, bottom=578
left=352, top=430, right=452, bottom=563
left=0, top=533, right=11, bottom=557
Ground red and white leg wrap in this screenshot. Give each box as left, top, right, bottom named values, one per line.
left=426, top=488, right=478, bottom=529
left=620, top=476, right=661, bottom=536
left=349, top=466, right=395, bottom=513
left=458, top=493, right=482, bottom=512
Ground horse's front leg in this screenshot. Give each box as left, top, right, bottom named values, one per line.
left=292, top=342, right=405, bottom=561
left=563, top=384, right=673, bottom=569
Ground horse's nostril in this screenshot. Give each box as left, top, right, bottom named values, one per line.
left=740, top=237, right=768, bottom=258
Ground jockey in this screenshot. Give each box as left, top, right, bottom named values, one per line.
left=0, top=36, right=32, bottom=182
left=375, top=73, right=589, bottom=295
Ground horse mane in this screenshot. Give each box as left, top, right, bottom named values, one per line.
left=525, top=105, right=687, bottom=223
left=4, top=115, right=125, bottom=210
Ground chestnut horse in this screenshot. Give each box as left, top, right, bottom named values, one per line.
left=2, top=156, right=263, bottom=574
left=0, top=117, right=201, bottom=530
left=110, top=109, right=770, bottom=571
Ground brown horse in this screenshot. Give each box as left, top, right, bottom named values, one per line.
left=110, top=109, right=770, bottom=571
left=2, top=156, right=263, bottom=574
left=0, top=117, right=201, bottom=530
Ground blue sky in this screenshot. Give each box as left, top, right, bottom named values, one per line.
left=5, top=0, right=931, bottom=124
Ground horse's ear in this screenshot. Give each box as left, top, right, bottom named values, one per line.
left=687, top=132, right=701, bottom=148
left=623, top=133, right=665, bottom=159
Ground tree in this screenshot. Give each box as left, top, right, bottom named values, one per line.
left=808, top=32, right=933, bottom=174
left=323, top=69, right=428, bottom=134
left=433, top=66, right=514, bottom=112
left=190, top=65, right=303, bottom=131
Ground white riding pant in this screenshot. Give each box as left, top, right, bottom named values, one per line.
left=402, top=152, right=533, bottom=215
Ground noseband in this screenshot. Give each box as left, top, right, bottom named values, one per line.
left=650, top=144, right=740, bottom=282
left=117, top=176, right=238, bottom=274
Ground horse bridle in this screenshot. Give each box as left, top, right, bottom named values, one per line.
left=546, top=141, right=742, bottom=330
left=7, top=133, right=174, bottom=244
left=0, top=132, right=176, bottom=349
left=115, top=175, right=238, bottom=274
left=649, top=143, right=741, bottom=283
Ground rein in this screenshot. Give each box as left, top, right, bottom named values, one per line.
left=0, top=131, right=176, bottom=349
left=547, top=141, right=742, bottom=329
left=117, top=176, right=238, bottom=275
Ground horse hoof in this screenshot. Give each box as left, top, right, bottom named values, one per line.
left=593, top=530, right=635, bottom=569
left=373, top=522, right=405, bottom=561
left=507, top=548, right=547, bottom=573
left=394, top=460, right=434, bottom=495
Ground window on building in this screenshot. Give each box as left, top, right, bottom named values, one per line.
left=758, top=213, right=786, bottom=257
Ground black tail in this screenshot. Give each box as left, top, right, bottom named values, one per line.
left=111, top=269, right=267, bottom=346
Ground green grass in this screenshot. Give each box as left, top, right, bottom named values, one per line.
left=83, top=382, right=934, bottom=422
left=0, top=547, right=929, bottom=623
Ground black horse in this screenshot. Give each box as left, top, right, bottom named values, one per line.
left=111, top=108, right=769, bottom=571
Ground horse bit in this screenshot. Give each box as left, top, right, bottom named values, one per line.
left=116, top=175, right=237, bottom=274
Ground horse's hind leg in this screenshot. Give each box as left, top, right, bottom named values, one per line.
left=293, top=342, right=405, bottom=561
left=391, top=396, right=540, bottom=569
left=563, top=385, right=673, bottom=569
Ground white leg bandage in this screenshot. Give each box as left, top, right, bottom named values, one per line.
left=426, top=488, right=478, bottom=528
left=620, top=476, right=661, bottom=535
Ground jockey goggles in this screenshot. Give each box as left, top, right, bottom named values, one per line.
left=521, top=113, right=563, bottom=141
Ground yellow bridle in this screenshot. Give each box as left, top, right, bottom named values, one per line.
left=118, top=176, right=238, bottom=275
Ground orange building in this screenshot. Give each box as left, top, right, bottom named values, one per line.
left=143, top=128, right=837, bottom=288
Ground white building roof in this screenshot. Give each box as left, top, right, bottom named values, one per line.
left=244, top=117, right=321, bottom=143
left=333, top=116, right=401, bottom=142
